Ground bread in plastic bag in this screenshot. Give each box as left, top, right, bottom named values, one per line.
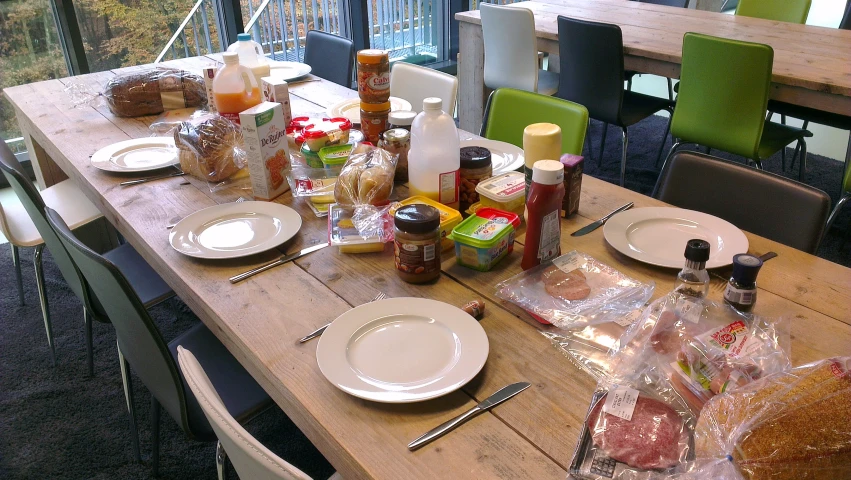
left=173, top=113, right=250, bottom=192
left=334, top=147, right=397, bottom=207
left=495, top=250, right=654, bottom=329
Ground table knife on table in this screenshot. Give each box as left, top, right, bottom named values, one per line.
left=229, top=242, right=328, bottom=284
left=407, top=382, right=531, bottom=451
left=571, top=202, right=634, bottom=237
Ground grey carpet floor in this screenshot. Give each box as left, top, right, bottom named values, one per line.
left=0, top=114, right=849, bottom=479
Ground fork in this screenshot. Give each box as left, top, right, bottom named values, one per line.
left=166, top=197, right=246, bottom=229
left=299, top=292, right=387, bottom=343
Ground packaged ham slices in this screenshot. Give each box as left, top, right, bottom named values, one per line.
left=495, top=251, right=654, bottom=329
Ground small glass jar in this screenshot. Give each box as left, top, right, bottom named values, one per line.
left=379, top=128, right=411, bottom=183
left=356, top=49, right=390, bottom=103
left=723, top=253, right=763, bottom=313
left=459, top=146, right=493, bottom=214
left=394, top=204, right=441, bottom=284
left=675, top=239, right=711, bottom=298
left=388, top=111, right=417, bottom=131
left=360, top=101, right=390, bottom=144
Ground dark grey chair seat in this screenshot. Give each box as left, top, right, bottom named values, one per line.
left=103, top=244, right=173, bottom=308
left=167, top=324, right=272, bottom=441
left=621, top=91, right=674, bottom=127
left=303, top=30, right=355, bottom=87
left=654, top=151, right=831, bottom=254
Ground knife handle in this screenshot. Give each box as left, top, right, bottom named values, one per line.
left=229, top=257, right=285, bottom=284
left=408, top=405, right=483, bottom=451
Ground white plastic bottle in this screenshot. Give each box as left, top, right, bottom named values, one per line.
left=408, top=97, right=461, bottom=210
left=227, top=33, right=270, bottom=84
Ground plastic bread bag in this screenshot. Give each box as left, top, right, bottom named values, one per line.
left=173, top=113, right=250, bottom=193
left=333, top=146, right=397, bottom=235
left=611, top=291, right=791, bottom=415
left=570, top=361, right=697, bottom=479
left=682, top=357, right=851, bottom=480
left=148, top=108, right=210, bottom=136
left=495, top=250, right=655, bottom=329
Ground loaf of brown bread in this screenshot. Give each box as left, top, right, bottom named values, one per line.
left=175, top=115, right=244, bottom=183
left=695, top=358, right=851, bottom=480
left=105, top=68, right=206, bottom=117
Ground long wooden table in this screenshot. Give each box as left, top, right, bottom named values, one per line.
left=5, top=56, right=851, bottom=479
left=456, top=0, right=851, bottom=132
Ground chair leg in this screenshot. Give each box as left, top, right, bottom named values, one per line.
left=789, top=120, right=809, bottom=169
left=798, top=139, right=808, bottom=182
left=152, top=397, right=161, bottom=477
left=666, top=77, right=673, bottom=102
left=652, top=141, right=682, bottom=198
left=655, top=114, right=674, bottom=169
left=11, top=244, right=24, bottom=306
left=627, top=77, right=633, bottom=91
left=825, top=194, right=850, bottom=235
left=620, top=127, right=629, bottom=187
left=84, top=307, right=94, bottom=377
left=217, top=441, right=229, bottom=480
left=598, top=123, right=609, bottom=168
left=118, top=343, right=142, bottom=463
left=33, top=244, right=56, bottom=367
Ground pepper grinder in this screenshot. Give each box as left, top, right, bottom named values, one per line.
left=675, top=239, right=711, bottom=298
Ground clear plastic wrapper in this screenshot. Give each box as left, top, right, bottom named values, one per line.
left=495, top=250, right=654, bottom=329
left=67, top=67, right=207, bottom=117
left=687, top=357, right=851, bottom=480
left=333, top=147, right=397, bottom=238
left=173, top=113, right=250, bottom=193
left=149, top=108, right=209, bottom=136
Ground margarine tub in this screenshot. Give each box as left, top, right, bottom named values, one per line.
left=475, top=171, right=526, bottom=217
left=389, top=196, right=461, bottom=252
left=449, top=207, right=520, bottom=271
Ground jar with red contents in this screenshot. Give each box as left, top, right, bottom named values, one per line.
left=360, top=102, right=390, bottom=144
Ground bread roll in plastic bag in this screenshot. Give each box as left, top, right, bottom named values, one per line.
left=174, top=113, right=250, bottom=192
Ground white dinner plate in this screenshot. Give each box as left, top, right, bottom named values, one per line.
left=326, top=97, right=412, bottom=125
left=460, top=139, right=525, bottom=176
left=169, top=201, right=302, bottom=259
left=603, top=207, right=749, bottom=269
left=316, top=297, right=489, bottom=403
left=267, top=60, right=312, bottom=81
left=91, top=137, right=178, bottom=173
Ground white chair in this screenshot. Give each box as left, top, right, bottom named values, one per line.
left=389, top=62, right=459, bottom=114
left=177, top=346, right=342, bottom=480
left=479, top=3, right=559, bottom=96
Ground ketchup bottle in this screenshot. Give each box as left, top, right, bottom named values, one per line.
left=521, top=160, right=565, bottom=270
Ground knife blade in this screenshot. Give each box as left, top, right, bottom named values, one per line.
left=571, top=202, right=634, bottom=237
left=407, top=382, right=531, bottom=451
left=229, top=242, right=328, bottom=284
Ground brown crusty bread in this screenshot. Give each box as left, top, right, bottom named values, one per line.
left=695, top=358, right=851, bottom=480
left=105, top=68, right=206, bottom=117
left=175, top=115, right=244, bottom=183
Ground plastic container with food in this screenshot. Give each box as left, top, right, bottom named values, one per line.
left=449, top=207, right=520, bottom=271
left=476, top=171, right=526, bottom=217
left=319, top=144, right=352, bottom=169
left=301, top=117, right=352, bottom=151
left=390, top=195, right=462, bottom=252
left=328, top=204, right=391, bottom=254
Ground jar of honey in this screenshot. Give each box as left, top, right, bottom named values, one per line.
left=356, top=49, right=390, bottom=104
left=360, top=101, right=390, bottom=144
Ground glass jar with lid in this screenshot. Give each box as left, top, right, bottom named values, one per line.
left=379, top=128, right=411, bottom=183
left=459, top=146, right=493, bottom=214
left=388, top=111, right=417, bottom=130
left=356, top=49, right=390, bottom=103
left=360, top=101, right=390, bottom=144
left=394, top=204, right=441, bottom=283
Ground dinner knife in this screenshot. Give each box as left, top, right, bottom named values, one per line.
left=407, top=382, right=531, bottom=451
left=120, top=171, right=185, bottom=186
left=570, top=202, right=634, bottom=237
left=229, top=242, right=329, bottom=284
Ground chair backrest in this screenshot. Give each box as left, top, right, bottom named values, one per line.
left=735, top=0, right=811, bottom=23
left=480, top=3, right=539, bottom=92
left=176, top=347, right=312, bottom=480
left=0, top=142, right=90, bottom=305
left=670, top=32, right=772, bottom=160
left=638, top=0, right=690, bottom=7
left=481, top=88, right=589, bottom=155
left=841, top=0, right=851, bottom=30
left=654, top=151, right=830, bottom=253
left=303, top=30, right=354, bottom=87
left=556, top=16, right=624, bottom=125
left=389, top=62, right=459, bottom=114
left=45, top=207, right=194, bottom=435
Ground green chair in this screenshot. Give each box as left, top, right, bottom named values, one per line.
left=654, top=33, right=812, bottom=195
left=481, top=88, right=589, bottom=156
left=735, top=0, right=811, bottom=24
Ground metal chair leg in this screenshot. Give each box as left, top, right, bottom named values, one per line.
left=652, top=141, right=682, bottom=198
left=598, top=122, right=609, bottom=168
left=789, top=120, right=809, bottom=168
left=84, top=307, right=94, bottom=377
left=798, top=138, right=808, bottom=182
left=152, top=397, right=161, bottom=477
left=627, top=77, right=633, bottom=91
left=118, top=343, right=142, bottom=463
left=666, top=78, right=673, bottom=101
left=655, top=114, right=673, bottom=169
left=825, top=194, right=850, bottom=235
left=33, top=244, right=55, bottom=366
left=217, top=441, right=229, bottom=480
left=620, top=127, right=629, bottom=187
left=11, top=244, right=24, bottom=306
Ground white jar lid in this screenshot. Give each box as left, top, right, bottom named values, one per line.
left=531, top=160, right=564, bottom=185
left=475, top=171, right=526, bottom=202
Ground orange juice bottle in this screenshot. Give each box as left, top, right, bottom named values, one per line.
left=213, top=52, right=262, bottom=125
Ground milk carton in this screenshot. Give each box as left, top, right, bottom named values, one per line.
left=240, top=101, right=291, bottom=201
left=261, top=77, right=293, bottom=126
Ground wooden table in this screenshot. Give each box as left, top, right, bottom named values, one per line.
left=456, top=0, right=851, bottom=132
left=5, top=56, right=851, bottom=479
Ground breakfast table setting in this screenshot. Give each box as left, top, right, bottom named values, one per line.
left=4, top=47, right=851, bottom=479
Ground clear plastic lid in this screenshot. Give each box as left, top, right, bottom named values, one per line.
left=475, top=171, right=526, bottom=202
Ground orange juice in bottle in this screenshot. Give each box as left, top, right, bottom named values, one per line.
left=213, top=52, right=262, bottom=125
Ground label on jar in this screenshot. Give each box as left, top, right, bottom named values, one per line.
left=395, top=238, right=440, bottom=276
left=439, top=169, right=460, bottom=204
left=723, top=284, right=756, bottom=306
left=537, top=210, right=561, bottom=262
left=366, top=72, right=390, bottom=91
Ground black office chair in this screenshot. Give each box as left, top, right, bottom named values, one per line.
left=303, top=30, right=354, bottom=87
left=46, top=207, right=271, bottom=475
left=556, top=16, right=674, bottom=187
left=654, top=151, right=831, bottom=254
left=0, top=144, right=173, bottom=376
left=626, top=0, right=689, bottom=101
